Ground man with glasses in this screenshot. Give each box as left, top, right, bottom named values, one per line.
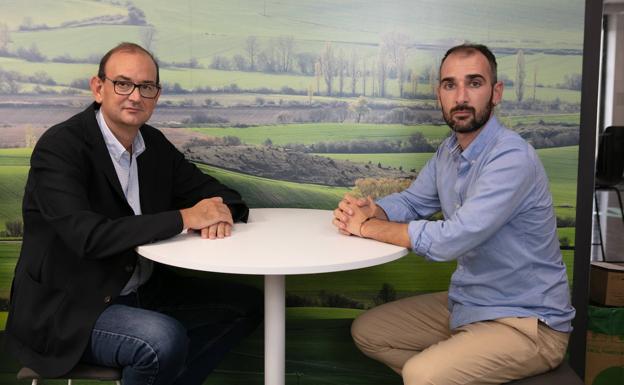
left=5, top=42, right=262, bottom=385
left=333, top=44, right=575, bottom=384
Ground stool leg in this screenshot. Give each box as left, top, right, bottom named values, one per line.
left=31, top=380, right=37, bottom=385
left=595, top=193, right=606, bottom=260
left=68, top=379, right=72, bottom=385
left=116, top=381, right=122, bottom=385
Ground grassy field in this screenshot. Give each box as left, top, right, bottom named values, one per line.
left=505, top=113, right=580, bottom=126
left=191, top=123, right=451, bottom=146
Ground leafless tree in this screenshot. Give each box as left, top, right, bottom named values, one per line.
left=245, top=36, right=259, bottom=70
left=361, top=58, right=367, bottom=96
left=314, top=60, right=322, bottom=94
left=380, top=32, right=409, bottom=98
left=349, top=50, right=359, bottom=96
left=515, top=49, right=526, bottom=102
left=276, top=35, right=295, bottom=72
left=320, top=42, right=336, bottom=96
left=377, top=53, right=388, bottom=97
left=337, top=49, right=346, bottom=96
left=0, top=22, right=10, bottom=52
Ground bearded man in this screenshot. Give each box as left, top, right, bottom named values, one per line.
left=332, top=43, right=575, bottom=385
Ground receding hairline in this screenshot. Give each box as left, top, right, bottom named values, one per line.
left=98, top=42, right=159, bottom=83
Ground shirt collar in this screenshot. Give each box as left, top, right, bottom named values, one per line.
left=446, top=115, right=502, bottom=161
left=96, top=109, right=146, bottom=162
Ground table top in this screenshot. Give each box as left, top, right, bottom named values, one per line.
left=137, top=208, right=408, bottom=275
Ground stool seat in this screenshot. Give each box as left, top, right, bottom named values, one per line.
left=505, top=362, right=583, bottom=384
left=17, top=363, right=122, bottom=384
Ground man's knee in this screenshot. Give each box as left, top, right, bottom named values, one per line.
left=402, top=354, right=444, bottom=385
left=351, top=311, right=381, bottom=355
left=135, top=315, right=189, bottom=377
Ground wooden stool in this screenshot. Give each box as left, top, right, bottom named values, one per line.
left=17, top=363, right=122, bottom=385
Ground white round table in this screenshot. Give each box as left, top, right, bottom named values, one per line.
left=137, top=208, right=408, bottom=385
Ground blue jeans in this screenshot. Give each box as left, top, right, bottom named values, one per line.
left=80, top=266, right=263, bottom=385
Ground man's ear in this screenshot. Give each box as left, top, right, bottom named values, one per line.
left=89, top=76, right=104, bottom=103
left=492, top=81, right=504, bottom=106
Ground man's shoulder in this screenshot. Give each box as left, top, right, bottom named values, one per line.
left=37, top=105, right=96, bottom=147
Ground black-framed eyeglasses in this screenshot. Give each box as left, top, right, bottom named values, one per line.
left=103, top=77, right=161, bottom=99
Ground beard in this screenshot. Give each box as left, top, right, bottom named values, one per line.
left=443, top=96, right=494, bottom=134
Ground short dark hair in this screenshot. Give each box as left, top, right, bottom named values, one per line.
left=439, top=43, right=497, bottom=84
left=97, top=42, right=160, bottom=84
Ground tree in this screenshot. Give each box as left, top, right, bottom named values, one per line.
left=381, top=32, right=409, bottom=98
left=276, top=35, right=295, bottom=72
left=428, top=64, right=437, bottom=98
left=532, top=64, right=538, bottom=102
left=127, top=5, right=147, bottom=25
left=296, top=52, right=316, bottom=75
left=140, top=26, right=156, bottom=52
left=337, top=49, right=345, bottom=96
left=349, top=96, right=370, bottom=123
left=377, top=53, right=388, bottom=97
left=245, top=36, right=259, bottom=70
left=409, top=68, right=418, bottom=96
left=396, top=46, right=406, bottom=97
left=361, top=58, right=367, bottom=96
left=310, top=61, right=320, bottom=95
left=349, top=50, right=359, bottom=96
left=0, top=22, right=10, bottom=53
left=5, top=219, right=23, bottom=237
left=320, top=42, right=335, bottom=96
left=374, top=283, right=397, bottom=305
left=515, top=49, right=526, bottom=102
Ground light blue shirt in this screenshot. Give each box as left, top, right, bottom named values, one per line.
left=377, top=117, right=575, bottom=332
left=96, top=109, right=153, bottom=295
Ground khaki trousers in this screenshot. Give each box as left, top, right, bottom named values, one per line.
left=351, top=292, right=569, bottom=385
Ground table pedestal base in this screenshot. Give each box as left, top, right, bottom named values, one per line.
left=265, top=275, right=285, bottom=385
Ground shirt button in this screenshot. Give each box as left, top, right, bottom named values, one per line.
left=125, top=265, right=134, bottom=273
left=104, top=295, right=112, bottom=304
left=455, top=203, right=460, bottom=209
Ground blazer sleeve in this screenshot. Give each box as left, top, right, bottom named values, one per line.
left=163, top=134, right=249, bottom=222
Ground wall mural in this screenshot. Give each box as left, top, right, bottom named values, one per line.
left=0, top=0, right=584, bottom=383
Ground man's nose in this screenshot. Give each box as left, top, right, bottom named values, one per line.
left=455, top=85, right=469, bottom=104
left=128, top=86, right=142, bottom=101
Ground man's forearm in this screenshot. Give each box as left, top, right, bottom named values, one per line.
left=360, top=218, right=411, bottom=248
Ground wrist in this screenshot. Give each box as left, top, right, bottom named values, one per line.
left=359, top=217, right=373, bottom=238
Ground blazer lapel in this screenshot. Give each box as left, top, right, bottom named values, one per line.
left=137, top=128, right=159, bottom=215
left=82, top=103, right=128, bottom=204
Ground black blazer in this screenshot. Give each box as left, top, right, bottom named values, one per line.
left=4, top=103, right=248, bottom=377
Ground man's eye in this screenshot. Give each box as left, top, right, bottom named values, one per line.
left=469, top=81, right=482, bottom=88
left=117, top=81, right=133, bottom=89
left=442, top=82, right=455, bottom=90
left=141, top=84, right=156, bottom=92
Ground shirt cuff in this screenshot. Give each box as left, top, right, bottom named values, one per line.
left=408, top=220, right=433, bottom=257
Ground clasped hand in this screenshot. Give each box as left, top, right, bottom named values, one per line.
left=332, top=194, right=377, bottom=237
left=180, top=197, right=234, bottom=239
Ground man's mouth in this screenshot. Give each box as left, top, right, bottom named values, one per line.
left=451, top=107, right=474, bottom=119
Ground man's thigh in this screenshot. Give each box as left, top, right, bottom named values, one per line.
left=402, top=317, right=569, bottom=385
left=351, top=291, right=451, bottom=372
left=81, top=304, right=188, bottom=377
